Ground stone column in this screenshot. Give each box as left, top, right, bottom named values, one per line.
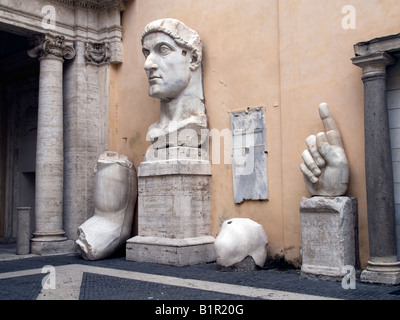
left=352, top=53, right=400, bottom=285
left=27, top=35, right=76, bottom=255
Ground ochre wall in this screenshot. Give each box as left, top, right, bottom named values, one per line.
left=109, top=0, right=400, bottom=267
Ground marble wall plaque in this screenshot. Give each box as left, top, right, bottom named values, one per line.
left=231, top=107, right=268, bottom=204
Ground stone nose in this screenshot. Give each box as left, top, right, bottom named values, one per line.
left=144, top=53, right=158, bottom=71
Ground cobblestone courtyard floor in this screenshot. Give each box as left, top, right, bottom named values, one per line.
left=0, top=244, right=399, bottom=302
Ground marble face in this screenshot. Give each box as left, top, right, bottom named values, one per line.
left=142, top=32, right=193, bottom=101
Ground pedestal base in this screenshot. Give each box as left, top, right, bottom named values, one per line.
left=361, top=261, right=400, bottom=285
left=17, top=207, right=31, bottom=255
left=126, top=235, right=216, bottom=267
left=31, top=239, right=75, bottom=255
left=138, top=157, right=212, bottom=238
left=300, top=196, right=359, bottom=280
left=128, top=151, right=214, bottom=266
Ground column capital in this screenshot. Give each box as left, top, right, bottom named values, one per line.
left=27, top=34, right=75, bottom=61
left=351, top=52, right=395, bottom=81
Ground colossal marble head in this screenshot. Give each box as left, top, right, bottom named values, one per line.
left=141, top=19, right=207, bottom=151
left=141, top=18, right=203, bottom=101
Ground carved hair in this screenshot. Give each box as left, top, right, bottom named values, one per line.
left=141, top=18, right=202, bottom=68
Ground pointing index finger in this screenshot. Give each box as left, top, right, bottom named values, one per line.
left=319, top=102, right=343, bottom=147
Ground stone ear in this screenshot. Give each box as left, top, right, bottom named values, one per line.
left=190, top=49, right=201, bottom=71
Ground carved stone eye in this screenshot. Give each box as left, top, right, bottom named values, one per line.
left=159, top=44, right=172, bottom=56
left=142, top=49, right=150, bottom=58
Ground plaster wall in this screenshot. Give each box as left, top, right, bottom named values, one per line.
left=110, top=0, right=400, bottom=267
left=278, top=0, right=400, bottom=267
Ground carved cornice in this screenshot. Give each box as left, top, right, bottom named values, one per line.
left=84, top=41, right=111, bottom=65
left=352, top=32, right=400, bottom=81
left=52, top=0, right=126, bottom=12
left=27, top=34, right=76, bottom=60
left=354, top=33, right=400, bottom=57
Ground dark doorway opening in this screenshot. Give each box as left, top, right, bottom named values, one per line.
left=0, top=30, right=39, bottom=242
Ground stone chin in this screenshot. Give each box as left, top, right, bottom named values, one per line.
left=148, top=81, right=190, bottom=101
left=148, top=86, right=165, bottom=100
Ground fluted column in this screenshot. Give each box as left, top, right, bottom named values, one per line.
left=28, top=34, right=75, bottom=254
left=352, top=52, right=400, bottom=285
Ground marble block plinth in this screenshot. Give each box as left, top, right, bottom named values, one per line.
left=300, top=196, right=359, bottom=280
left=126, top=151, right=215, bottom=266
left=126, top=236, right=215, bottom=267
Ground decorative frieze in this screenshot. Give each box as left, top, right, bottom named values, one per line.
left=84, top=41, right=111, bottom=65
left=53, top=0, right=125, bottom=12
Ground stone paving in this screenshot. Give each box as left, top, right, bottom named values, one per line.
left=0, top=244, right=399, bottom=302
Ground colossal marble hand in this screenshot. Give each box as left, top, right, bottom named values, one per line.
left=141, top=18, right=207, bottom=151
left=300, top=103, right=349, bottom=196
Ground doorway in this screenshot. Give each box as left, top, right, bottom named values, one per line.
left=0, top=31, right=39, bottom=242
left=387, top=52, right=400, bottom=260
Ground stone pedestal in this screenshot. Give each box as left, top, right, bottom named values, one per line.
left=126, top=147, right=216, bottom=266
left=17, top=207, right=31, bottom=255
left=300, top=196, right=359, bottom=280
